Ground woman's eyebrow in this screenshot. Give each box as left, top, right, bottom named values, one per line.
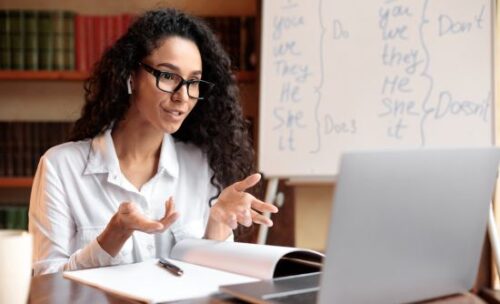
left=157, top=62, right=202, bottom=76
left=157, top=62, right=179, bottom=71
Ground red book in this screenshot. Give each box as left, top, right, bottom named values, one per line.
left=92, top=16, right=106, bottom=67
left=104, top=15, right=114, bottom=49
left=85, top=16, right=95, bottom=72
left=112, top=14, right=124, bottom=43
left=74, top=14, right=88, bottom=71
left=121, top=14, right=136, bottom=34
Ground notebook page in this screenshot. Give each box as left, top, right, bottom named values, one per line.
left=171, top=239, right=323, bottom=280
left=63, top=259, right=258, bottom=303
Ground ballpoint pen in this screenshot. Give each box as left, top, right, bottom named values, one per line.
left=158, top=258, right=184, bottom=276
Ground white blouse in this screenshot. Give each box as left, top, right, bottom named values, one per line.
left=29, top=129, right=220, bottom=275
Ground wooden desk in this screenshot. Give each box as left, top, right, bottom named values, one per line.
left=28, top=273, right=489, bottom=304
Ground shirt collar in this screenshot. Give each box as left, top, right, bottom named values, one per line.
left=158, top=133, right=179, bottom=178
left=83, top=128, right=120, bottom=176
left=83, top=128, right=179, bottom=178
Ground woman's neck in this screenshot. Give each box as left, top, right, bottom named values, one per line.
left=111, top=114, right=165, bottom=190
left=111, top=117, right=164, bottom=164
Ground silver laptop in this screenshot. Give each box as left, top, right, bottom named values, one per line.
left=220, top=147, right=500, bottom=304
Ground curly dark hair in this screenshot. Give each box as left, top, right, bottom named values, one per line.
left=70, top=9, right=257, bottom=210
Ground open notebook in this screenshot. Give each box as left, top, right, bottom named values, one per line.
left=63, top=239, right=323, bottom=303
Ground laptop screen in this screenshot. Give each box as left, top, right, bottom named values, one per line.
left=318, top=148, right=500, bottom=304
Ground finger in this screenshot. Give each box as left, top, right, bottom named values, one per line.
left=210, top=204, right=238, bottom=230
left=251, top=199, right=278, bottom=213
left=227, top=213, right=238, bottom=230
left=251, top=210, right=273, bottom=227
left=159, top=212, right=179, bottom=231
left=136, top=218, right=164, bottom=233
left=236, top=209, right=252, bottom=227
left=162, top=197, right=175, bottom=219
left=233, top=173, right=261, bottom=192
left=118, top=202, right=136, bottom=214
left=157, top=197, right=179, bottom=229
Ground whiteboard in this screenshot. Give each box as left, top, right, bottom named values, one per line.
left=258, top=0, right=495, bottom=177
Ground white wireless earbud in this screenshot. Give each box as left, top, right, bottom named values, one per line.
left=127, top=75, right=132, bottom=95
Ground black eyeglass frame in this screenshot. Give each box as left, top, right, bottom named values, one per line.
left=139, top=62, right=214, bottom=100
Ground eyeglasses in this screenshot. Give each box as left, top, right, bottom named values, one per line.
left=139, top=62, right=214, bottom=100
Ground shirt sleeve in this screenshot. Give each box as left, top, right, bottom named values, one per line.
left=29, top=156, right=123, bottom=275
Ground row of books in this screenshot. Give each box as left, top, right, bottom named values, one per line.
left=204, top=16, right=257, bottom=71
left=0, top=10, right=257, bottom=72
left=0, top=121, right=73, bottom=177
left=0, top=10, right=75, bottom=70
left=0, top=206, right=28, bottom=230
left=74, top=13, right=135, bottom=71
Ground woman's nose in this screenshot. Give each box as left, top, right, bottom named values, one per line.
left=171, top=83, right=190, bottom=102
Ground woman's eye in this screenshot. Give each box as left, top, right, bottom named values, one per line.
left=189, top=81, right=200, bottom=87
left=161, top=72, right=175, bottom=80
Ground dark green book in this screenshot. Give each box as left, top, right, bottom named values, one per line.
left=38, top=11, right=53, bottom=70
left=24, top=10, right=38, bottom=70
left=5, top=206, right=28, bottom=229
left=0, top=207, right=6, bottom=229
left=52, top=10, right=64, bottom=70
left=63, top=11, right=75, bottom=70
left=10, top=10, right=25, bottom=70
left=0, top=10, right=11, bottom=69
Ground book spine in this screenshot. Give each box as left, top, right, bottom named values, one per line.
left=0, top=207, right=6, bottom=229
left=74, top=14, right=87, bottom=71
left=0, top=10, right=11, bottom=69
left=0, top=122, right=5, bottom=176
left=38, top=11, right=54, bottom=70
left=4, top=206, right=28, bottom=230
left=112, top=14, right=123, bottom=43
left=85, top=15, right=95, bottom=71
left=121, top=14, right=135, bottom=33
left=24, top=121, right=32, bottom=176
left=104, top=15, right=114, bottom=50
left=93, top=16, right=106, bottom=66
left=6, top=207, right=16, bottom=229
left=239, top=16, right=248, bottom=71
left=29, top=122, right=37, bottom=177
left=245, top=17, right=257, bottom=71
left=10, top=10, right=25, bottom=70
left=52, top=10, right=64, bottom=70
left=24, top=10, right=38, bottom=70
left=230, top=17, right=241, bottom=70
left=5, top=122, right=14, bottom=176
left=14, top=122, right=24, bottom=176
left=40, top=122, right=49, bottom=156
left=64, top=11, right=75, bottom=70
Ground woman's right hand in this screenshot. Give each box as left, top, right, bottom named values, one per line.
left=97, top=197, right=179, bottom=257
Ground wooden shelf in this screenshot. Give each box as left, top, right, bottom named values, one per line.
left=0, top=177, right=33, bottom=188
left=0, top=70, right=89, bottom=81
left=0, top=70, right=257, bottom=82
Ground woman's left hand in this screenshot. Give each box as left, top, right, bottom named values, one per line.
left=210, top=173, right=279, bottom=230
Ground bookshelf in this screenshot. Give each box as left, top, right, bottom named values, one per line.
left=0, top=0, right=260, bottom=234
left=0, top=70, right=88, bottom=81
left=0, top=177, right=32, bottom=188
left=0, top=70, right=257, bottom=82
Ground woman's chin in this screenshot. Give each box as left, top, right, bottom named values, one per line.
left=161, top=123, right=182, bottom=134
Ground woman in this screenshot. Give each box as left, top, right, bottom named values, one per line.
left=29, top=8, right=278, bottom=275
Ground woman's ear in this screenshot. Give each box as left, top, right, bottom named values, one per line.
left=127, top=75, right=133, bottom=95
